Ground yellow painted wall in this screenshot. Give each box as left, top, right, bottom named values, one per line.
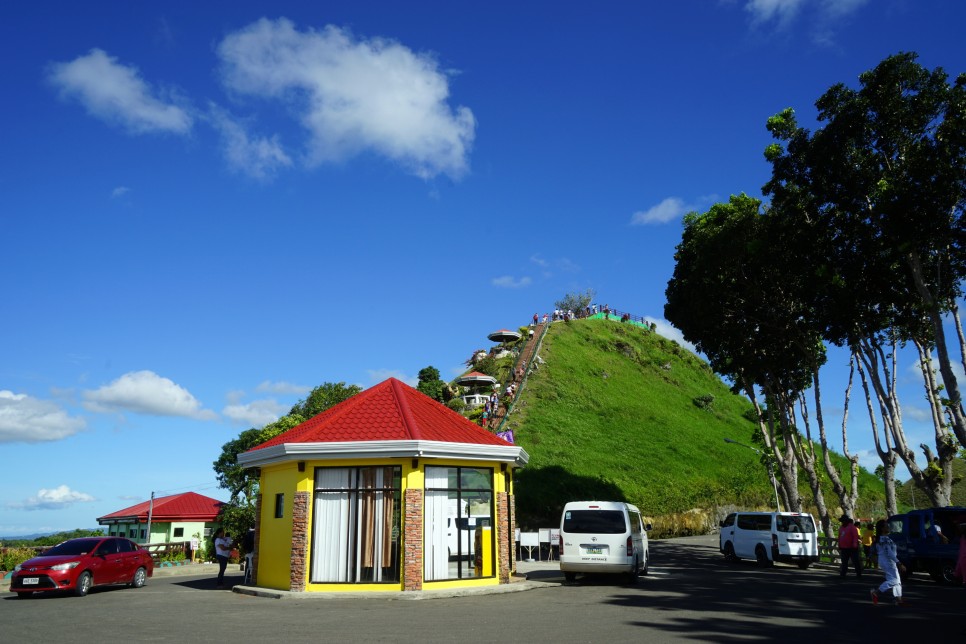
left=256, top=462, right=311, bottom=590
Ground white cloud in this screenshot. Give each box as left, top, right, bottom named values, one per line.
left=208, top=104, right=293, bottom=180
left=216, top=19, right=476, bottom=180
left=255, top=380, right=312, bottom=396
left=491, top=275, right=532, bottom=289
left=83, top=370, right=217, bottom=420
left=222, top=399, right=288, bottom=427
left=631, top=197, right=690, bottom=225
left=644, top=317, right=699, bottom=355
left=111, top=186, right=130, bottom=199
left=744, top=0, right=806, bottom=27
left=0, top=391, right=87, bottom=443
left=743, top=0, right=869, bottom=31
left=47, top=48, right=192, bottom=134
left=9, top=485, right=96, bottom=511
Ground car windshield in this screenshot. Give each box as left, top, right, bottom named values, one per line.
left=777, top=515, right=815, bottom=533
left=42, top=539, right=100, bottom=556
left=563, top=510, right=626, bottom=534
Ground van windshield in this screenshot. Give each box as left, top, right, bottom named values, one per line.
left=777, top=515, right=815, bottom=533
left=563, top=510, right=626, bottom=534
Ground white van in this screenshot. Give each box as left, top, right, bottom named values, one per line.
left=719, top=511, right=819, bottom=568
left=559, top=501, right=650, bottom=583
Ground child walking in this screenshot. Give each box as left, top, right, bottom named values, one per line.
left=870, top=519, right=906, bottom=605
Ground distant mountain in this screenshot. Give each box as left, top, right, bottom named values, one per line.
left=1, top=528, right=106, bottom=543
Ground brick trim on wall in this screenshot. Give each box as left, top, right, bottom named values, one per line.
left=497, top=490, right=510, bottom=583
left=289, top=491, right=309, bottom=591
left=403, top=488, right=423, bottom=591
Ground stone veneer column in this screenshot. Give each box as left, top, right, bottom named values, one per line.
left=403, top=488, right=423, bottom=591
left=497, top=491, right=510, bottom=583
left=252, top=493, right=261, bottom=585
left=289, top=491, right=309, bottom=591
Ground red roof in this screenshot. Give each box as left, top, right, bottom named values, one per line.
left=248, top=378, right=512, bottom=451
left=97, top=492, right=223, bottom=523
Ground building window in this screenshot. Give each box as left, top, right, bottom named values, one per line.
left=310, top=466, right=401, bottom=583
left=173, top=527, right=184, bottom=538
left=274, top=493, right=285, bottom=518
left=424, top=466, right=494, bottom=581
left=140, top=529, right=147, bottom=540
left=129, top=529, right=137, bottom=539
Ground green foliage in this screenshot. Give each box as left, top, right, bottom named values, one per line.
left=446, top=398, right=466, bottom=412
left=2, top=528, right=104, bottom=548
left=510, top=319, right=885, bottom=527
left=692, top=394, right=715, bottom=410
left=289, top=382, right=362, bottom=419
left=0, top=547, right=38, bottom=571
left=555, top=289, right=596, bottom=313
left=417, top=365, right=447, bottom=402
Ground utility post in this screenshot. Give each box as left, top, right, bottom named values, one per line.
left=145, top=491, right=155, bottom=545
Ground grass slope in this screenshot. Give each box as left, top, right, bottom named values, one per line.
left=508, top=318, right=884, bottom=531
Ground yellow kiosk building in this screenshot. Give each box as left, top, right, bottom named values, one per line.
left=237, top=378, right=529, bottom=592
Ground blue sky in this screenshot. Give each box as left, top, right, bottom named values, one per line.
left=2, top=0, right=964, bottom=536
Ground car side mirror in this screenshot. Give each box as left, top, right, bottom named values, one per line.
left=645, top=524, right=652, bottom=532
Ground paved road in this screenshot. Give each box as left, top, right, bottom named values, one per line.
left=3, top=536, right=963, bottom=643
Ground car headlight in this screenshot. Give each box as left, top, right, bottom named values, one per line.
left=14, top=564, right=22, bottom=572
left=50, top=562, right=80, bottom=571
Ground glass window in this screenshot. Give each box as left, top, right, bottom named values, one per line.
left=173, top=527, right=184, bottom=538
left=424, top=466, right=494, bottom=582
left=310, top=466, right=401, bottom=584
left=777, top=515, right=815, bottom=533
left=562, top=510, right=627, bottom=534
left=274, top=493, right=285, bottom=519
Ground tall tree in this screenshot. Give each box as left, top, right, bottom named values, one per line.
left=764, top=52, right=966, bottom=504
left=665, top=194, right=829, bottom=518
left=417, top=366, right=447, bottom=402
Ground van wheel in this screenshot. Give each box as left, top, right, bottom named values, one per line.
left=641, top=552, right=649, bottom=576
left=564, top=571, right=576, bottom=583
left=723, top=542, right=737, bottom=562
left=798, top=560, right=811, bottom=570
left=625, top=558, right=640, bottom=584
left=755, top=545, right=772, bottom=568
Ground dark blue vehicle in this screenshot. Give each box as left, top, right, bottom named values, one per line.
left=886, top=507, right=966, bottom=584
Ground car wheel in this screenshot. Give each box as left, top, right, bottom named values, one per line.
left=641, top=551, right=649, bottom=576
left=928, top=560, right=957, bottom=584
left=723, top=542, right=737, bottom=562
left=755, top=545, right=772, bottom=567
left=564, top=571, right=576, bottom=583
left=131, top=567, right=147, bottom=588
left=625, top=558, right=640, bottom=584
left=74, top=571, right=92, bottom=597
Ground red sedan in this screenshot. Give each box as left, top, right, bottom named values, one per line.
left=10, top=536, right=153, bottom=598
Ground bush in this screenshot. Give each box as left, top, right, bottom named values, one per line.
left=446, top=398, right=466, bottom=412
left=0, top=547, right=38, bottom=571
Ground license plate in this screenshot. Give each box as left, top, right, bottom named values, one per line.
left=586, top=547, right=603, bottom=554
left=23, top=578, right=39, bottom=585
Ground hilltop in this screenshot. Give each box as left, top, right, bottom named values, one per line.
left=485, top=317, right=885, bottom=534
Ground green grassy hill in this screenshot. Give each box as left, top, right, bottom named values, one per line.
left=501, top=318, right=885, bottom=534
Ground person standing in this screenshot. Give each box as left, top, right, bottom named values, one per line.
left=214, top=528, right=233, bottom=588
left=838, top=515, right=862, bottom=578
left=871, top=519, right=905, bottom=605
left=861, top=521, right=877, bottom=569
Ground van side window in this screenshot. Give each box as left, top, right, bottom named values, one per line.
left=721, top=514, right=735, bottom=528
left=737, top=514, right=769, bottom=530
left=629, top=511, right=642, bottom=536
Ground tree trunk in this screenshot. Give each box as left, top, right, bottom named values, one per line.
left=745, top=379, right=799, bottom=511
left=854, top=349, right=899, bottom=516
left=913, top=339, right=955, bottom=506
left=792, top=391, right=831, bottom=534
left=808, top=364, right=859, bottom=521
left=855, top=336, right=948, bottom=507
left=905, top=250, right=966, bottom=449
